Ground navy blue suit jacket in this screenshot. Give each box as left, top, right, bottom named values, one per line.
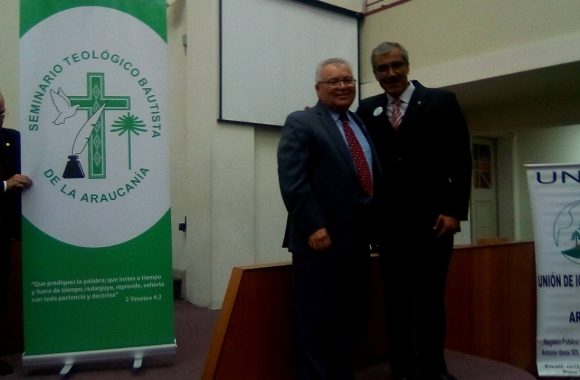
left=277, top=102, right=381, bottom=255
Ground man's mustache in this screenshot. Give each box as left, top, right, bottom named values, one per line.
left=382, top=77, right=403, bottom=85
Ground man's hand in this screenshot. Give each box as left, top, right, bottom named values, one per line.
left=308, top=227, right=332, bottom=251
left=433, top=214, right=459, bottom=238
left=5, top=174, right=33, bottom=191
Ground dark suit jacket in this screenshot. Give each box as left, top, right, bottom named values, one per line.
left=357, top=81, right=471, bottom=232
left=277, top=102, right=381, bottom=254
left=0, top=128, right=22, bottom=241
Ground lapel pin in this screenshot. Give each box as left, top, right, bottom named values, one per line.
left=5, top=142, right=10, bottom=147
left=373, top=106, right=383, bottom=117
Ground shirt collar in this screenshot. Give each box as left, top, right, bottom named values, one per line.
left=386, top=81, right=415, bottom=104
left=330, top=109, right=349, bottom=123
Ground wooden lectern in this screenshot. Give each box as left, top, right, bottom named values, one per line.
left=202, top=242, right=536, bottom=379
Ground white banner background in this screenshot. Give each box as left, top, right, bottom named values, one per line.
left=19, top=0, right=174, bottom=368
left=527, top=163, right=580, bottom=377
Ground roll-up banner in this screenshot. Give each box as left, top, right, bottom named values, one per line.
left=527, top=163, right=580, bottom=377
left=20, top=0, right=175, bottom=370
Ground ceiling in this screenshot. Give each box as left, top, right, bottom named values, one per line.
left=445, top=60, right=580, bottom=111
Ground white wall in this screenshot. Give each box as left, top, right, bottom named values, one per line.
left=516, top=124, right=580, bottom=240
left=175, top=0, right=357, bottom=308
left=360, top=0, right=580, bottom=243
left=331, top=0, right=363, bottom=12
left=466, top=98, right=580, bottom=241
left=360, top=0, right=580, bottom=85
left=174, top=0, right=361, bottom=308
left=0, top=0, right=361, bottom=310
left=3, top=0, right=580, bottom=309
left=0, top=1, right=19, bottom=131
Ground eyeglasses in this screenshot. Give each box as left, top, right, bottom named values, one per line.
left=374, top=60, right=407, bottom=73
left=319, top=77, right=356, bottom=88
left=0, top=111, right=7, bottom=118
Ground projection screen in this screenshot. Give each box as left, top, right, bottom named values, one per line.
left=220, top=0, right=360, bottom=127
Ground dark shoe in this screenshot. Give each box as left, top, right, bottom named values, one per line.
left=418, top=372, right=457, bottom=380
left=439, top=373, right=457, bottom=380
left=0, top=360, right=12, bottom=376
left=392, top=373, right=417, bottom=380
left=393, top=373, right=418, bottom=380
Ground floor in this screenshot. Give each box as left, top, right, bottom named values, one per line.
left=1, top=300, right=537, bottom=379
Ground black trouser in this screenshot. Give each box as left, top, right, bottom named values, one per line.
left=0, top=237, right=10, bottom=356
left=292, top=247, right=370, bottom=380
left=380, top=230, right=453, bottom=378
left=0, top=238, right=9, bottom=310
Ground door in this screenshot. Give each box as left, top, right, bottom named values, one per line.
left=471, top=137, right=499, bottom=242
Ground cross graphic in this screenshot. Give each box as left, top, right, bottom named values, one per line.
left=69, top=73, right=131, bottom=179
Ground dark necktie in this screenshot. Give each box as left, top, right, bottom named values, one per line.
left=339, top=113, right=373, bottom=196
left=390, top=98, right=402, bottom=130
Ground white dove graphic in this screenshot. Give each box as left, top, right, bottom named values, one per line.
left=50, top=87, right=79, bottom=125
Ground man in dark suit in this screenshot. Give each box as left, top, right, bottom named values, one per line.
left=0, top=90, right=32, bottom=376
left=357, top=42, right=471, bottom=380
left=278, top=58, right=381, bottom=380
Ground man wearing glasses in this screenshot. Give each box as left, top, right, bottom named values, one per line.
left=357, top=42, right=472, bottom=380
left=0, top=90, right=32, bottom=376
left=278, top=58, right=381, bottom=380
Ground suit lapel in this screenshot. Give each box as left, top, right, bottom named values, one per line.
left=372, top=95, right=390, bottom=129
left=401, top=81, right=427, bottom=129
left=0, top=130, right=6, bottom=179
left=315, top=104, right=359, bottom=176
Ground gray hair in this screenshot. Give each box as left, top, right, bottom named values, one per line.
left=371, top=41, right=409, bottom=68
left=315, top=58, right=353, bottom=82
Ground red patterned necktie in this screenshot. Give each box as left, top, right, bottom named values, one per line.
left=390, top=98, right=402, bottom=130
left=339, top=113, right=373, bottom=196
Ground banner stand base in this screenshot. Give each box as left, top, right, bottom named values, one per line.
left=60, top=363, right=73, bottom=376
left=22, top=341, right=177, bottom=372
left=133, top=353, right=143, bottom=370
